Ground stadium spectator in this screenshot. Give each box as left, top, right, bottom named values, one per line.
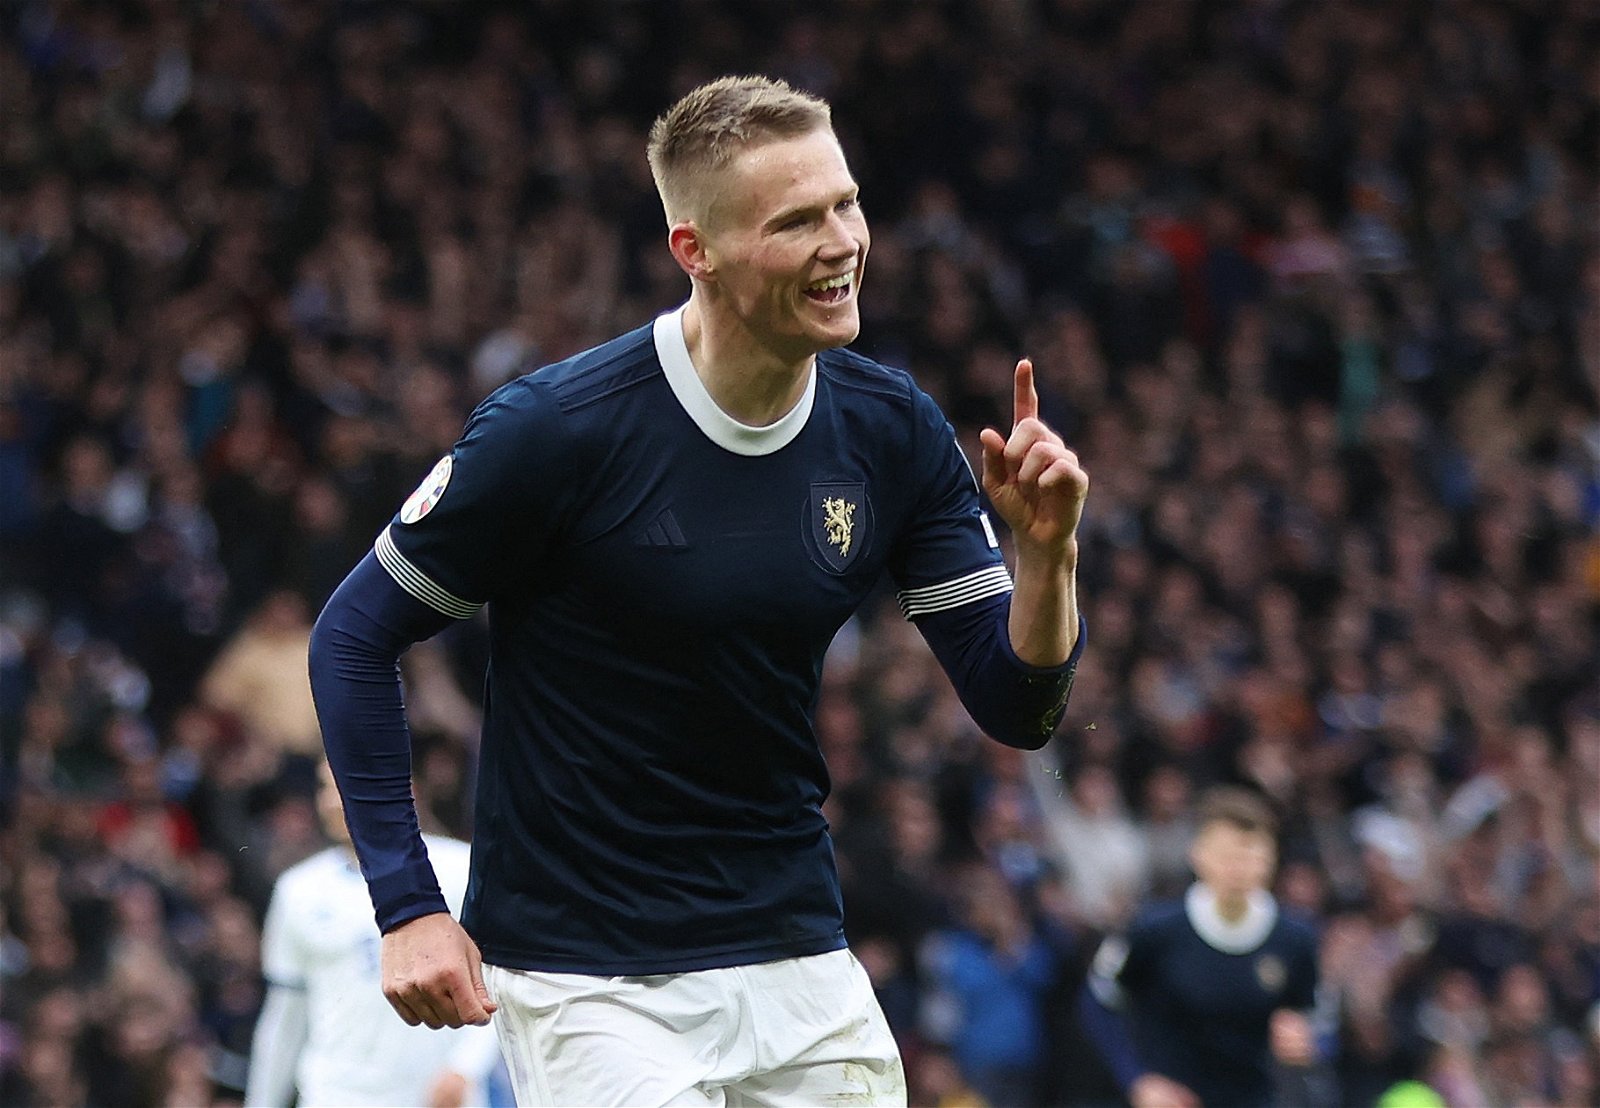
left=244, top=762, right=499, bottom=1107
left=198, top=590, right=320, bottom=764
left=922, top=863, right=1063, bottom=1108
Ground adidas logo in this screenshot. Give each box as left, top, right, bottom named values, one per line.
left=635, top=508, right=688, bottom=549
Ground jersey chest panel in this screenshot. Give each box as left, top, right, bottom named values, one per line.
left=548, top=419, right=895, bottom=644
left=1155, top=931, right=1298, bottom=1022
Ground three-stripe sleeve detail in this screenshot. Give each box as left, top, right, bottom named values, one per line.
left=897, top=564, right=1014, bottom=620
left=374, top=526, right=483, bottom=620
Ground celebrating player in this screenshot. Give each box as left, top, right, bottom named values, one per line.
left=1080, top=786, right=1327, bottom=1108
left=309, top=74, right=1088, bottom=1107
left=244, top=762, right=501, bottom=1107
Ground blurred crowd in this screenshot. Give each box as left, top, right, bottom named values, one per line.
left=1, top=0, right=1596, bottom=1105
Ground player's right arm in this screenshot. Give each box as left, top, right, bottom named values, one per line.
left=245, top=880, right=309, bottom=1106
left=244, top=984, right=309, bottom=1106
left=309, top=380, right=569, bottom=1029
left=309, top=559, right=496, bottom=1029
left=1078, top=922, right=1200, bottom=1108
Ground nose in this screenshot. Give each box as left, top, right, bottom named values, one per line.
left=819, top=209, right=862, bottom=263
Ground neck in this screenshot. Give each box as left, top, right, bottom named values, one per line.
left=1213, top=888, right=1252, bottom=923
left=682, top=293, right=813, bottom=426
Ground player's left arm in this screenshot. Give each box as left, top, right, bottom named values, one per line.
left=893, top=361, right=1085, bottom=749
left=1272, top=926, right=1324, bottom=1062
left=1270, top=926, right=1341, bottom=1108
left=977, top=358, right=1086, bottom=667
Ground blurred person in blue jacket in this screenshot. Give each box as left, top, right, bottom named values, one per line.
left=922, top=863, right=1059, bottom=1108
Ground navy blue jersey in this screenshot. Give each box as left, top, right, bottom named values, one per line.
left=1088, top=887, right=1319, bottom=1108
left=374, top=307, right=1025, bottom=974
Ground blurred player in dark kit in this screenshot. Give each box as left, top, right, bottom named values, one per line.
left=1082, top=787, right=1328, bottom=1108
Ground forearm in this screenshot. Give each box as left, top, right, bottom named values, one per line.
left=917, top=591, right=1084, bottom=749
left=309, top=552, right=454, bottom=930
left=1078, top=983, right=1145, bottom=1095
left=1007, top=538, right=1079, bottom=667
left=244, top=984, right=308, bottom=1107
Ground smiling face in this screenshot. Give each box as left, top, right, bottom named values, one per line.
left=692, top=128, right=869, bottom=361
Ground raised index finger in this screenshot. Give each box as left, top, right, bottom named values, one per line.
left=1014, top=358, right=1038, bottom=427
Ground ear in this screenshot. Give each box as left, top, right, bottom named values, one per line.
left=667, top=223, right=717, bottom=282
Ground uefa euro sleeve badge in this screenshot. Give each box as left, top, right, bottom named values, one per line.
left=400, top=455, right=454, bottom=524
left=804, top=482, right=872, bottom=574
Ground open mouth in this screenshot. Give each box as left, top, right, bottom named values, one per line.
left=803, top=270, right=855, bottom=305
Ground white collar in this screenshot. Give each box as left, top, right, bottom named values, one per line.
left=1185, top=883, right=1278, bottom=954
left=652, top=305, right=816, bottom=457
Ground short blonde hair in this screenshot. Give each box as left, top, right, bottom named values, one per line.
left=646, top=75, right=833, bottom=226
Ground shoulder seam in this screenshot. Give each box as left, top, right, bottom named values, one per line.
left=819, top=352, right=913, bottom=404
left=551, top=345, right=662, bottom=414
left=558, top=364, right=661, bottom=413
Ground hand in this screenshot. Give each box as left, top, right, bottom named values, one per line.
left=427, top=1069, right=470, bottom=1108
left=1270, top=1008, right=1316, bottom=1067
left=1129, top=1073, right=1201, bottom=1108
left=979, top=359, right=1088, bottom=560
left=382, top=912, right=497, bottom=1029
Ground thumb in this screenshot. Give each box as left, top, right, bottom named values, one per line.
left=466, top=940, right=497, bottom=1018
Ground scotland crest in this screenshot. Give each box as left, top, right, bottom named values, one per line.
left=1255, top=953, right=1286, bottom=993
left=805, top=482, right=872, bottom=574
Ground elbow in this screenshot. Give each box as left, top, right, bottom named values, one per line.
left=989, top=724, right=1053, bottom=752
left=307, top=610, right=329, bottom=674
left=978, top=696, right=1068, bottom=750
left=306, top=599, right=345, bottom=682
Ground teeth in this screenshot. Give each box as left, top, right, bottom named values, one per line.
left=807, top=272, right=853, bottom=292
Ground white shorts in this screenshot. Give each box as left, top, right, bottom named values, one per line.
left=483, top=948, right=906, bottom=1107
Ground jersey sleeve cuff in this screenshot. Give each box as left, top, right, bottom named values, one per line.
left=374, top=526, right=484, bottom=620
left=896, top=563, right=1014, bottom=620
left=370, top=868, right=452, bottom=934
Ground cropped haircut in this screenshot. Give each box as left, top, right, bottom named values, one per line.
left=1195, top=786, right=1278, bottom=839
left=647, top=75, right=833, bottom=226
